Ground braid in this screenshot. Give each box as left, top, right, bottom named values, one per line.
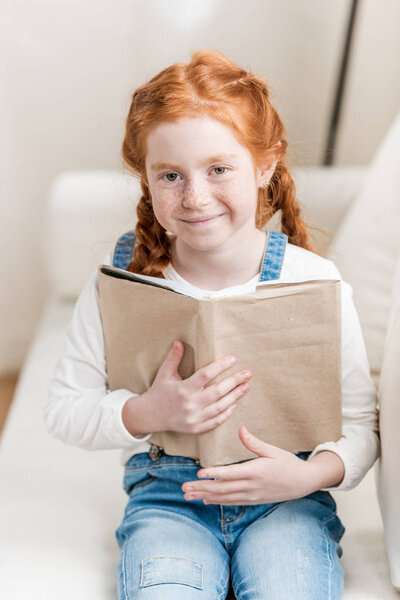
left=271, top=161, right=313, bottom=250
left=257, top=158, right=325, bottom=254
left=126, top=181, right=171, bottom=277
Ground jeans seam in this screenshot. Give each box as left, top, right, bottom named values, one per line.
left=232, top=581, right=238, bottom=600
left=220, top=507, right=246, bottom=523
left=122, top=542, right=129, bottom=600
left=218, top=570, right=231, bottom=600
left=325, top=523, right=333, bottom=600
left=322, top=514, right=339, bottom=600
left=221, top=521, right=232, bottom=551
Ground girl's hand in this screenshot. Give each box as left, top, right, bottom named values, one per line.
left=182, top=426, right=321, bottom=504
left=145, top=339, right=252, bottom=435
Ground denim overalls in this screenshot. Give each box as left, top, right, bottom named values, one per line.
left=112, top=230, right=346, bottom=600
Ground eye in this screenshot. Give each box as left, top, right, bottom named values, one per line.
left=162, top=172, right=182, bottom=182
left=212, top=166, right=228, bottom=175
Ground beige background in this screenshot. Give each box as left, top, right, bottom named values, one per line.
left=0, top=0, right=399, bottom=374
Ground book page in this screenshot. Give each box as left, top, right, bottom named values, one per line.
left=99, top=265, right=259, bottom=299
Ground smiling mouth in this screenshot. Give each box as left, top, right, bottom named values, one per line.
left=182, top=214, right=224, bottom=224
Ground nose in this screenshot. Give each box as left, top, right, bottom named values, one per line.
left=181, top=179, right=210, bottom=209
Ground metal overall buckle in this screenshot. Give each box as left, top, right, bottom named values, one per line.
left=149, top=443, right=163, bottom=462
left=149, top=443, right=201, bottom=465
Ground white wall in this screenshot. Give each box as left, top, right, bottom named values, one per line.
left=0, top=0, right=399, bottom=374
left=336, top=0, right=400, bottom=164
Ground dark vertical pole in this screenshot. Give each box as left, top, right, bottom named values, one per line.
left=323, top=0, right=360, bottom=165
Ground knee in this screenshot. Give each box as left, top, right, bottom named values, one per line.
left=140, top=556, right=203, bottom=590
left=116, top=553, right=227, bottom=599
left=230, top=500, right=345, bottom=600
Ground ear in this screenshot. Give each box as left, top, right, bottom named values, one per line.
left=256, top=141, right=281, bottom=188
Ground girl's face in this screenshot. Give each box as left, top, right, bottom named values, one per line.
left=145, top=116, right=273, bottom=252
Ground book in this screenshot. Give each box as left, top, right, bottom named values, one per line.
left=98, top=265, right=342, bottom=467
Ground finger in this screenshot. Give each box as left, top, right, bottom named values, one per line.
left=185, top=354, right=237, bottom=392
left=239, top=426, right=287, bottom=458
left=196, top=463, right=251, bottom=481
left=203, top=491, right=258, bottom=504
left=200, top=380, right=250, bottom=421
left=183, top=479, right=249, bottom=494
left=201, top=370, right=252, bottom=409
left=204, top=492, right=251, bottom=502
left=203, top=496, right=259, bottom=506
left=158, top=339, right=184, bottom=378
left=191, top=402, right=238, bottom=435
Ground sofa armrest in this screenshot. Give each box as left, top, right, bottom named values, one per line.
left=376, top=253, right=400, bottom=591
left=43, top=169, right=142, bottom=301
left=291, top=166, right=367, bottom=252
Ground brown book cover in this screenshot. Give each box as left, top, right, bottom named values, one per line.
left=98, top=265, right=342, bottom=467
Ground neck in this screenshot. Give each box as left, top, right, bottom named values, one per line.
left=170, top=228, right=267, bottom=290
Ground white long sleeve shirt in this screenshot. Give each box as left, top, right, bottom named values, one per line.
left=44, top=242, right=380, bottom=492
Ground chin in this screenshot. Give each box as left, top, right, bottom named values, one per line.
left=185, top=236, right=230, bottom=252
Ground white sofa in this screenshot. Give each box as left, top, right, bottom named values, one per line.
left=0, top=165, right=399, bottom=599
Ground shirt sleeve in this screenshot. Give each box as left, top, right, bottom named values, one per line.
left=308, top=260, right=380, bottom=491
left=43, top=252, right=153, bottom=450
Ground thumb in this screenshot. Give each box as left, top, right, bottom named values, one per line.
left=159, top=339, right=184, bottom=378
left=239, top=426, right=281, bottom=458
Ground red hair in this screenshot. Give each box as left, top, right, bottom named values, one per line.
left=122, top=49, right=321, bottom=277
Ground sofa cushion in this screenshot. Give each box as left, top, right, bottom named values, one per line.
left=328, top=112, right=400, bottom=382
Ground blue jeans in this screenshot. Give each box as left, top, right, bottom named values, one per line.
left=114, top=450, right=345, bottom=599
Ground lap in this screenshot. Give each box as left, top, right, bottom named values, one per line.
left=114, top=452, right=345, bottom=599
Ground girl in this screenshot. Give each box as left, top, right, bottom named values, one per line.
left=45, top=50, right=379, bottom=599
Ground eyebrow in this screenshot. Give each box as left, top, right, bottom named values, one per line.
left=150, top=154, right=238, bottom=171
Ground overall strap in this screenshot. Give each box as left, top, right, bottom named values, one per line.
left=112, top=229, right=287, bottom=279
left=113, top=230, right=136, bottom=270
left=259, top=230, right=288, bottom=282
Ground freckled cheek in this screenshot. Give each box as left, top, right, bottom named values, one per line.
left=215, top=182, right=251, bottom=214
left=152, top=190, right=185, bottom=224
left=214, top=183, right=236, bottom=206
